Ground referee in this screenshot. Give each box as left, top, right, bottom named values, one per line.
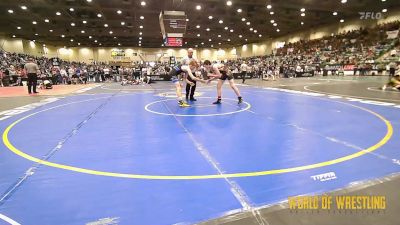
left=24, top=58, right=40, bottom=94
left=184, top=48, right=197, bottom=101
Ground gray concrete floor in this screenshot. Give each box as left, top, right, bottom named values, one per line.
left=199, top=174, right=400, bottom=225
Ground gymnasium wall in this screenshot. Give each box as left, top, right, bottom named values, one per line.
left=1, top=9, right=399, bottom=63
left=0, top=37, right=239, bottom=63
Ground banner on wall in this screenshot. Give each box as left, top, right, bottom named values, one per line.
left=111, top=49, right=126, bottom=57
left=343, top=64, right=355, bottom=71
left=275, top=42, right=285, bottom=49
left=386, top=30, right=399, bottom=39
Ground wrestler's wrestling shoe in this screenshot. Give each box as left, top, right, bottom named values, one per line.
left=238, top=97, right=243, bottom=104
left=179, top=101, right=190, bottom=107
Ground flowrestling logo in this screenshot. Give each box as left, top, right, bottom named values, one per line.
left=359, top=12, right=382, bottom=20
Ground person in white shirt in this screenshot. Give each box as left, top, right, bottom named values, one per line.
left=274, top=67, right=280, bottom=80
left=240, top=62, right=248, bottom=83
left=60, top=68, right=67, bottom=84
left=267, top=68, right=275, bottom=80
left=68, top=67, right=75, bottom=78
left=103, top=67, right=110, bottom=81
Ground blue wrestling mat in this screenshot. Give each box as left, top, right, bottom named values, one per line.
left=0, top=84, right=399, bottom=225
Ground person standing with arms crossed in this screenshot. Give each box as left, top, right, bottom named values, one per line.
left=183, top=48, right=198, bottom=101
left=24, top=58, right=40, bottom=94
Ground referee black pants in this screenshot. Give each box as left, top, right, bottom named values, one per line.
left=185, top=76, right=197, bottom=99
left=27, top=73, right=38, bottom=94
